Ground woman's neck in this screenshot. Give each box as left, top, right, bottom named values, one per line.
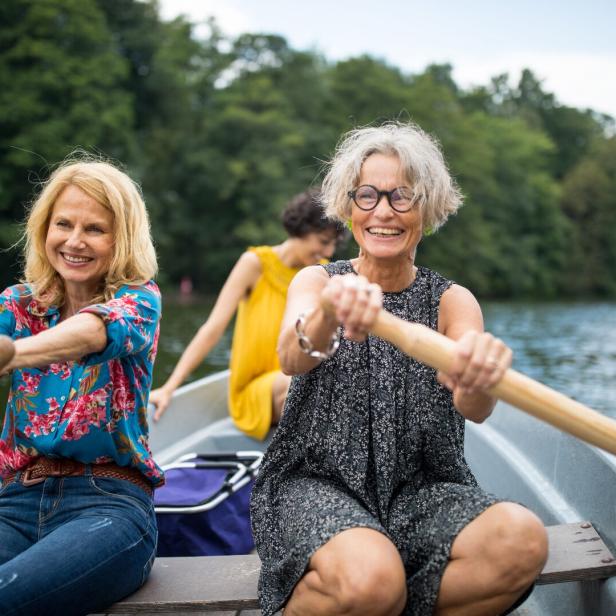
left=352, top=254, right=416, bottom=292
left=61, top=283, right=99, bottom=320
left=274, top=239, right=305, bottom=269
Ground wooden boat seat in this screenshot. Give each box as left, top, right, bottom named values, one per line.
left=105, top=522, right=616, bottom=613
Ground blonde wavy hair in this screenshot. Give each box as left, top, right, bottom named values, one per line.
left=321, top=121, right=463, bottom=232
left=23, top=157, right=157, bottom=307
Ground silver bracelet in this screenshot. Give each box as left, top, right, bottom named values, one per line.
left=295, top=309, right=341, bottom=360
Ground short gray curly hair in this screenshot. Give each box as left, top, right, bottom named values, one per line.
left=321, top=122, right=463, bottom=232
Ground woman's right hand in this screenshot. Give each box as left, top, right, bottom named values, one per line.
left=321, top=274, right=382, bottom=342
left=149, top=386, right=174, bottom=422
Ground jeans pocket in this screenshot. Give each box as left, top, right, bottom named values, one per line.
left=89, top=476, right=152, bottom=516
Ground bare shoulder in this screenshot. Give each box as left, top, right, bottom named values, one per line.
left=237, top=250, right=262, bottom=272
left=290, top=264, right=329, bottom=288
left=231, top=250, right=263, bottom=284
left=441, top=283, right=480, bottom=309
left=439, top=283, right=483, bottom=335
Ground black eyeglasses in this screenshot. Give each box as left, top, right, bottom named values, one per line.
left=347, top=185, right=418, bottom=213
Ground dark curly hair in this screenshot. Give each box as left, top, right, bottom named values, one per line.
left=282, top=188, right=346, bottom=241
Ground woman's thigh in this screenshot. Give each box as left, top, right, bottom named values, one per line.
left=0, top=482, right=41, bottom=565
left=277, top=475, right=384, bottom=554
left=0, top=477, right=157, bottom=616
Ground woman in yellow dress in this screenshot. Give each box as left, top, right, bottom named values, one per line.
left=149, top=190, right=345, bottom=439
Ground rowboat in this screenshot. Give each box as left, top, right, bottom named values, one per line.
left=149, top=369, right=616, bottom=615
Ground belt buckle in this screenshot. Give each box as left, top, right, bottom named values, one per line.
left=21, top=469, right=46, bottom=487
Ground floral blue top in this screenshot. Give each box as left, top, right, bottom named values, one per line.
left=0, top=281, right=164, bottom=487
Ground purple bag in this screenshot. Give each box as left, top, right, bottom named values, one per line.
left=154, top=452, right=262, bottom=557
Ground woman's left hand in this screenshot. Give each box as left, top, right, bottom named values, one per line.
left=437, top=330, right=512, bottom=395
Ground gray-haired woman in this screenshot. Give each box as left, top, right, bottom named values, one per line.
left=250, top=122, right=548, bottom=616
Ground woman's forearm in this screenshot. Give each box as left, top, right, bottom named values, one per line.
left=8, top=313, right=107, bottom=370
left=278, top=306, right=340, bottom=375
left=453, top=389, right=496, bottom=423
left=160, top=322, right=224, bottom=392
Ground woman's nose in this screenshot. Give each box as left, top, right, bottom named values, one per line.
left=65, top=228, right=85, bottom=247
left=373, top=194, right=394, bottom=218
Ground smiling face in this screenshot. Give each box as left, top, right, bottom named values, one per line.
left=45, top=185, right=115, bottom=297
left=351, top=153, right=422, bottom=262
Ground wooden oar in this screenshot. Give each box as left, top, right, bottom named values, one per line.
left=0, top=335, right=15, bottom=373
left=371, top=309, right=616, bottom=456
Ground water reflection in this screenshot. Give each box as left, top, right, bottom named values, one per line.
left=483, top=301, right=616, bottom=417
left=152, top=295, right=233, bottom=388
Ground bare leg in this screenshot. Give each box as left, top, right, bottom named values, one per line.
left=271, top=371, right=291, bottom=424
left=435, top=502, right=548, bottom=616
left=285, top=528, right=407, bottom=616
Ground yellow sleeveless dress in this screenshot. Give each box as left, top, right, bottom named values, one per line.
left=228, top=246, right=300, bottom=440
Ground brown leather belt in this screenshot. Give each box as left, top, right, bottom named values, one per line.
left=3, top=457, right=153, bottom=497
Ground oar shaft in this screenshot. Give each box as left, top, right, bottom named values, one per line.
left=372, top=310, right=616, bottom=456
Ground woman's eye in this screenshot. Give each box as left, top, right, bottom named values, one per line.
left=56, top=220, right=69, bottom=228
left=87, top=226, right=103, bottom=233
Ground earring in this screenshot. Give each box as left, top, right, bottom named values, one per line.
left=424, top=225, right=434, bottom=237
left=346, top=219, right=353, bottom=231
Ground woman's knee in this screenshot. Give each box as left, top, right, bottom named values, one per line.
left=484, top=503, right=548, bottom=591
left=311, top=530, right=407, bottom=615
left=323, top=560, right=406, bottom=615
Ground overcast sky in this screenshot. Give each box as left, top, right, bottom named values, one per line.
left=159, top=0, right=616, bottom=119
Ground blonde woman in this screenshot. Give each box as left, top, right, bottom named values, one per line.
left=0, top=158, right=162, bottom=616
left=251, top=123, right=547, bottom=616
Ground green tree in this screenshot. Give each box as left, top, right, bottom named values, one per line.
left=560, top=137, right=616, bottom=296
left=0, top=0, right=134, bottom=286
left=422, top=113, right=569, bottom=298
left=324, top=56, right=412, bottom=133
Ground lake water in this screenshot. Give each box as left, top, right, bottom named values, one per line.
left=1, top=298, right=615, bottom=420
left=482, top=301, right=616, bottom=417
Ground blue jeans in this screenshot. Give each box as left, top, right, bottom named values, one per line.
left=0, top=469, right=158, bottom=616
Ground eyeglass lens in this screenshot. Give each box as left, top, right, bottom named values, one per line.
left=353, top=185, right=415, bottom=212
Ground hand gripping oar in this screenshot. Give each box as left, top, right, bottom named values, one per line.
left=0, top=335, right=15, bottom=373
left=371, top=309, right=616, bottom=456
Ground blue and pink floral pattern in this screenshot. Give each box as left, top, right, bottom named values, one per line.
left=0, top=281, right=164, bottom=486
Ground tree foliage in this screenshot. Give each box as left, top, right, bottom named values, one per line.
left=0, top=0, right=613, bottom=298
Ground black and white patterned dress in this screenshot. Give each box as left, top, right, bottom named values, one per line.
left=250, top=261, right=500, bottom=616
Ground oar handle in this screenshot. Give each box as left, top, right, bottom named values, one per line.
left=372, top=309, right=616, bottom=457
left=0, top=335, right=15, bottom=373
